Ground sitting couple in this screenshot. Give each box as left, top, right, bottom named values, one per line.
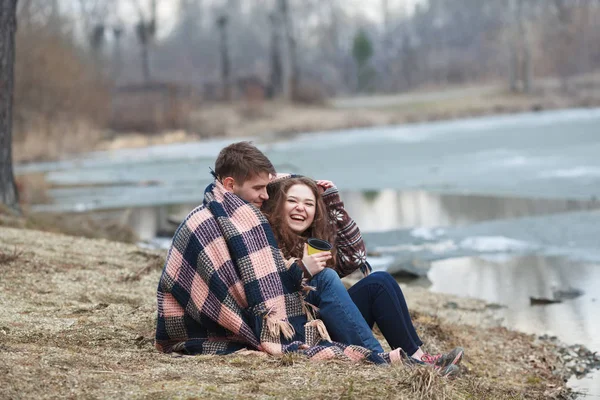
left=155, top=141, right=463, bottom=375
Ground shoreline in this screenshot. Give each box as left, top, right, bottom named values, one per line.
left=0, top=224, right=595, bottom=399
left=13, top=82, right=600, bottom=164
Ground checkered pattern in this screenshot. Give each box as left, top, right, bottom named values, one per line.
left=155, top=180, right=390, bottom=364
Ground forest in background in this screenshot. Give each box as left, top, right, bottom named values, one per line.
left=12, top=0, right=600, bottom=161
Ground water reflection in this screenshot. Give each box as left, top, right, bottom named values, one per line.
left=569, top=369, right=600, bottom=399
left=428, top=255, right=600, bottom=353
left=341, top=190, right=600, bottom=232
left=84, top=190, right=600, bottom=250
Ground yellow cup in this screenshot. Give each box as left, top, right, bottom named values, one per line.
left=307, top=238, right=332, bottom=255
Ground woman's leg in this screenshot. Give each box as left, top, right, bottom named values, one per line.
left=348, top=271, right=423, bottom=354
left=305, top=268, right=384, bottom=353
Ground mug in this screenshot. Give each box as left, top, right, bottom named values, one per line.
left=307, top=238, right=332, bottom=255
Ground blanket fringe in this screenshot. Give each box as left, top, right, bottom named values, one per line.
left=265, top=316, right=296, bottom=341
left=305, top=319, right=331, bottom=342
left=303, top=301, right=319, bottom=321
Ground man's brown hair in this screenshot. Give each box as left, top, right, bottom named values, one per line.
left=214, top=141, right=276, bottom=183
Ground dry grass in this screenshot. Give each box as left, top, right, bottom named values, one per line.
left=0, top=226, right=572, bottom=399
left=0, top=206, right=137, bottom=244
left=13, top=116, right=107, bottom=163
left=0, top=246, right=22, bottom=265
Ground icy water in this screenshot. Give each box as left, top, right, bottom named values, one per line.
left=16, top=108, right=600, bottom=396
left=429, top=255, right=600, bottom=398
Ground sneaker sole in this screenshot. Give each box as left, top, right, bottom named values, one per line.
left=440, top=364, right=460, bottom=378
left=450, top=349, right=463, bottom=366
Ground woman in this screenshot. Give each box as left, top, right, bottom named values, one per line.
left=263, top=176, right=463, bottom=368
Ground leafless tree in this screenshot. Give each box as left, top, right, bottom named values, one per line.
left=269, top=12, right=283, bottom=98
left=0, top=0, right=20, bottom=212
left=134, top=0, right=157, bottom=83
left=278, top=0, right=298, bottom=100
left=217, top=15, right=231, bottom=101
left=508, top=0, right=532, bottom=93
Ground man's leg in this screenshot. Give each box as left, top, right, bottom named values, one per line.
left=306, top=268, right=384, bottom=353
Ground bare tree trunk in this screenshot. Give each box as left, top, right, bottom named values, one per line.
left=279, top=0, right=297, bottom=101
left=141, top=36, right=150, bottom=83
left=508, top=0, right=532, bottom=93
left=517, top=0, right=532, bottom=93
left=217, top=15, right=231, bottom=102
left=0, top=0, right=21, bottom=213
left=508, top=0, right=520, bottom=92
left=380, top=0, right=391, bottom=91
left=112, top=25, right=123, bottom=81
left=269, top=12, right=283, bottom=98
left=134, top=0, right=157, bottom=84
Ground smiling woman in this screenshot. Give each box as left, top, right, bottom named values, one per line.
left=262, top=175, right=465, bottom=373
left=285, top=184, right=316, bottom=233
left=263, top=177, right=336, bottom=268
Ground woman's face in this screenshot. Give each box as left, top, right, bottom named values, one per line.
left=284, top=184, right=316, bottom=234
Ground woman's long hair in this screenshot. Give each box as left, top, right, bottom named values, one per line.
left=263, top=177, right=337, bottom=265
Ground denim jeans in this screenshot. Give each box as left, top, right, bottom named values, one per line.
left=306, top=269, right=423, bottom=355
left=306, top=268, right=384, bottom=353
left=348, top=271, right=423, bottom=355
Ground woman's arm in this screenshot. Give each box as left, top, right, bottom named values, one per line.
left=319, top=182, right=372, bottom=278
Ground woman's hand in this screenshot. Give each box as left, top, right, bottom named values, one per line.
left=316, top=180, right=335, bottom=195
left=302, top=243, right=331, bottom=277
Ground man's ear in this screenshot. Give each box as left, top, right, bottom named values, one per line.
left=222, top=177, right=235, bottom=192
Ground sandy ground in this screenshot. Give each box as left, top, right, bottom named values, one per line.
left=0, top=225, right=575, bottom=399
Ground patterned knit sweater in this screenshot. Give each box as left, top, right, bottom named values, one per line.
left=320, top=185, right=371, bottom=278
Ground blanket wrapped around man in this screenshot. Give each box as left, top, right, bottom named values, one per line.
left=155, top=179, right=401, bottom=364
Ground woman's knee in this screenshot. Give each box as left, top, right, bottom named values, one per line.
left=368, top=271, right=397, bottom=286
left=313, top=267, right=342, bottom=285
left=367, top=271, right=404, bottom=293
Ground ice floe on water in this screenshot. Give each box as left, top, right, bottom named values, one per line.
left=373, top=240, right=458, bottom=255
left=539, top=167, right=600, bottom=179
left=410, top=227, right=446, bottom=240
left=458, top=236, right=534, bottom=253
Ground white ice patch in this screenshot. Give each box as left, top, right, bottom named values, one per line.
left=410, top=227, right=446, bottom=240
left=459, top=236, right=531, bottom=252
left=366, top=255, right=397, bottom=272
left=501, top=156, right=529, bottom=167
left=539, top=167, right=600, bottom=179
left=375, top=240, right=457, bottom=254
left=477, top=253, right=516, bottom=263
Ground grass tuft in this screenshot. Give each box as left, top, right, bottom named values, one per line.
left=0, top=247, right=23, bottom=265
left=397, top=366, right=449, bottom=400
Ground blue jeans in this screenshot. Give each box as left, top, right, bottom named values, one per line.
left=349, top=271, right=423, bottom=355
left=306, top=269, right=423, bottom=355
left=306, top=268, right=384, bottom=353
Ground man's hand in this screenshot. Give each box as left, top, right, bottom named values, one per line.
left=302, top=243, right=331, bottom=276
left=315, top=180, right=335, bottom=195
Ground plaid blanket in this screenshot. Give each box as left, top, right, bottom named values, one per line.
left=155, top=180, right=398, bottom=364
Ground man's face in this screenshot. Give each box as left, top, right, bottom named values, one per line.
left=231, top=172, right=271, bottom=209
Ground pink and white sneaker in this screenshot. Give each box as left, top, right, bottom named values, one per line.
left=421, top=347, right=464, bottom=369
